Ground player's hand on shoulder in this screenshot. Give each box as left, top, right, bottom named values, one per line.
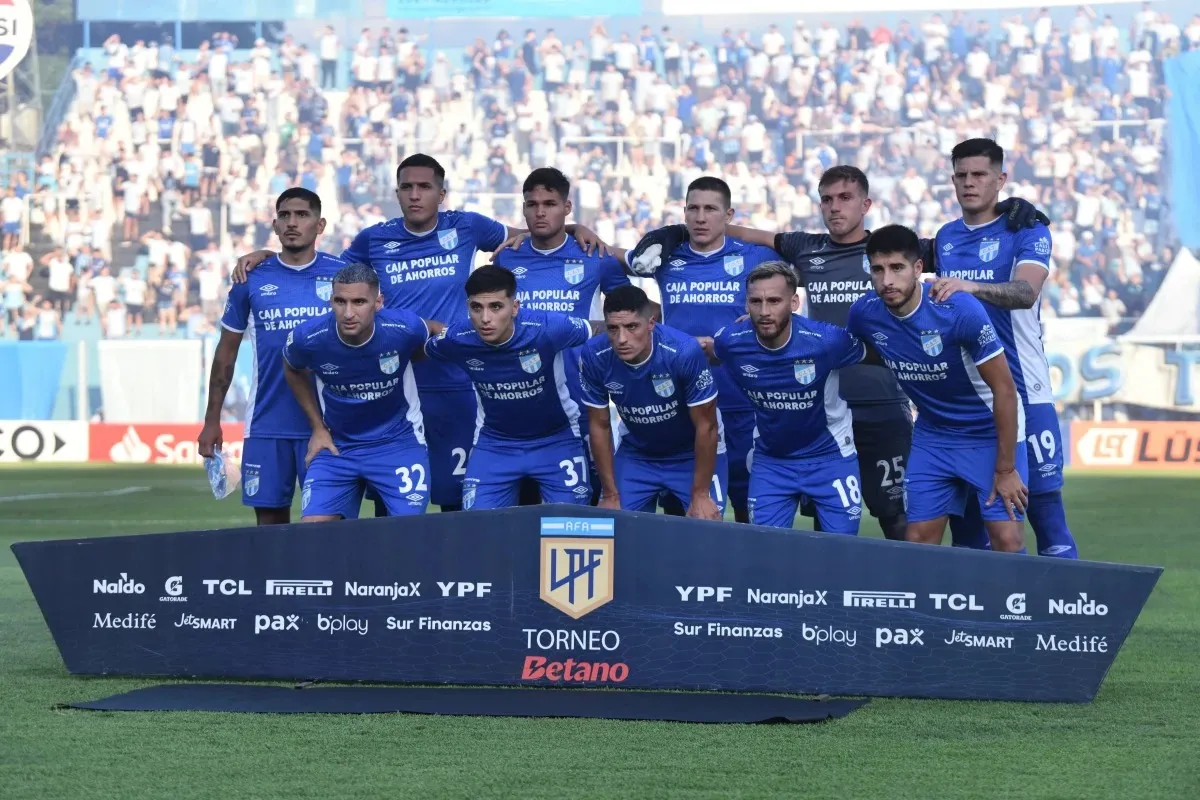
left=197, top=420, right=223, bottom=458
left=500, top=229, right=529, bottom=251
left=929, top=276, right=975, bottom=302
left=571, top=224, right=612, bottom=257
left=997, top=197, right=1051, bottom=231
left=233, top=250, right=275, bottom=283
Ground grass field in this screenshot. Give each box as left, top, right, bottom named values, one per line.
left=1, top=466, right=1197, bottom=799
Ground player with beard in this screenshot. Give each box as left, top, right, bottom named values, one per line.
left=231, top=154, right=605, bottom=515
left=628, top=166, right=1045, bottom=543
left=199, top=188, right=347, bottom=525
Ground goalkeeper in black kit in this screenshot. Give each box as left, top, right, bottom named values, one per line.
left=627, top=165, right=1048, bottom=541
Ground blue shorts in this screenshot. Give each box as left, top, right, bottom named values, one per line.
left=463, top=434, right=590, bottom=511
left=2, top=222, right=18, bottom=235
left=1023, top=403, right=1065, bottom=494
left=721, top=407, right=755, bottom=511
left=301, top=437, right=430, bottom=518
left=906, top=433, right=1030, bottom=524
left=748, top=450, right=862, bottom=533
left=615, top=447, right=729, bottom=515
left=240, top=437, right=307, bottom=509
left=421, top=388, right=477, bottom=507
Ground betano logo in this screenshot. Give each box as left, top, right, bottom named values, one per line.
left=539, top=517, right=614, bottom=619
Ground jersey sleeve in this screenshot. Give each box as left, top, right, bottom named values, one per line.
left=398, top=309, right=431, bottom=353
left=598, top=255, right=632, bottom=292
left=773, top=231, right=826, bottom=264
left=466, top=211, right=508, bottom=252
left=678, top=339, right=718, bottom=406
left=955, top=296, right=1004, bottom=365
left=423, top=326, right=461, bottom=363
left=577, top=346, right=609, bottom=409
left=545, top=313, right=593, bottom=350
left=823, top=323, right=868, bottom=369
left=845, top=298, right=866, bottom=339
left=1015, top=225, right=1052, bottom=271
left=282, top=326, right=312, bottom=370
left=341, top=226, right=372, bottom=265
left=219, top=280, right=251, bottom=333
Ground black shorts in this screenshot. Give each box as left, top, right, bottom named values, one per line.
left=801, top=405, right=912, bottom=521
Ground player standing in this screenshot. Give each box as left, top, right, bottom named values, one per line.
left=493, top=167, right=631, bottom=504
left=233, top=154, right=605, bottom=513
left=628, top=166, right=1046, bottom=542
left=424, top=265, right=602, bottom=509
left=579, top=285, right=724, bottom=519
left=848, top=225, right=1028, bottom=552
left=198, top=188, right=346, bottom=525
left=930, top=138, right=1078, bottom=559
left=706, top=262, right=869, bottom=532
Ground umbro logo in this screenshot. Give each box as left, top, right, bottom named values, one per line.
left=405, top=493, right=424, bottom=503
left=872, top=332, right=888, bottom=343
left=319, top=363, right=339, bottom=373
left=740, top=365, right=760, bottom=375
left=512, top=266, right=528, bottom=276
left=809, top=257, right=826, bottom=266
left=943, top=243, right=954, bottom=252
left=604, top=381, right=624, bottom=392
left=259, top=284, right=279, bottom=296
left=669, top=259, right=686, bottom=268
left=465, top=358, right=485, bottom=370
left=383, top=241, right=402, bottom=251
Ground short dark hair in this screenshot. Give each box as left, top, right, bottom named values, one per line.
left=396, top=153, right=446, bottom=187
left=818, top=165, right=870, bottom=197
left=465, top=265, right=517, bottom=298
left=275, top=187, right=321, bottom=214
left=523, top=167, right=571, bottom=199
left=602, top=284, right=652, bottom=317
left=951, top=138, right=1005, bottom=169
left=746, top=261, right=799, bottom=294
left=685, top=176, right=732, bottom=209
left=333, top=262, right=380, bottom=293
left=865, top=225, right=923, bottom=265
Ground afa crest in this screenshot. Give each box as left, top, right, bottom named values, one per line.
left=723, top=255, right=744, bottom=277
left=563, top=260, right=585, bottom=286
left=652, top=374, right=675, bottom=398
left=379, top=351, right=400, bottom=374
left=921, top=330, right=943, bottom=357
left=539, top=517, right=615, bottom=619
left=979, top=239, right=1000, bottom=263
left=438, top=229, right=459, bottom=250
left=519, top=348, right=542, bottom=374
left=315, top=277, right=332, bottom=302
left=793, top=360, right=816, bottom=385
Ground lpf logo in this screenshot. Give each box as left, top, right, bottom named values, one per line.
left=539, top=517, right=614, bottom=619
left=0, top=0, right=33, bottom=82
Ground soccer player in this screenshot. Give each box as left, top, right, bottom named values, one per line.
left=281, top=263, right=438, bottom=520
left=929, top=138, right=1079, bottom=559
left=198, top=187, right=346, bottom=525
left=847, top=225, right=1028, bottom=552
left=627, top=166, right=1046, bottom=542
left=579, top=284, right=724, bottom=519
left=629, top=176, right=778, bottom=522
left=232, top=154, right=604, bottom=514
left=423, top=265, right=602, bottom=509
left=706, top=262, right=869, bottom=532
left=493, top=167, right=631, bottom=504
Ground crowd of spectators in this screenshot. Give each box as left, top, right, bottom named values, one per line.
left=1, top=4, right=1195, bottom=343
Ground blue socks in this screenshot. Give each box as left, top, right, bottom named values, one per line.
left=1027, top=490, right=1079, bottom=558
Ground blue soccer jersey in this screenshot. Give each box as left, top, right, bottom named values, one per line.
left=424, top=309, right=593, bottom=443
left=713, top=315, right=865, bottom=460
left=342, top=210, right=507, bottom=392
left=847, top=293, right=1025, bottom=445
left=282, top=309, right=429, bottom=448
left=220, top=252, right=347, bottom=438
left=935, top=217, right=1054, bottom=405
left=578, top=324, right=721, bottom=459
left=653, top=237, right=779, bottom=413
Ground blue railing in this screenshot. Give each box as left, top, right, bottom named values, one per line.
left=36, top=53, right=87, bottom=160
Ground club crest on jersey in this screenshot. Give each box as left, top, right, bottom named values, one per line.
left=379, top=351, right=400, bottom=375
left=920, top=330, right=943, bottom=357
left=979, top=239, right=1000, bottom=263
left=862, top=254, right=871, bottom=273
left=315, top=277, right=332, bottom=301
left=462, top=479, right=478, bottom=510
left=438, top=229, right=459, bottom=250
left=301, top=480, right=312, bottom=510
left=564, top=260, right=585, bottom=286
left=793, top=360, right=816, bottom=385
left=519, top=348, right=542, bottom=374
left=652, top=374, right=675, bottom=398
left=723, top=255, right=744, bottom=276
left=244, top=468, right=260, bottom=497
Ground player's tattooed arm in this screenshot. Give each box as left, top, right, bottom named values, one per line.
left=198, top=328, right=244, bottom=457
left=931, top=264, right=1047, bottom=309
left=964, top=279, right=1039, bottom=309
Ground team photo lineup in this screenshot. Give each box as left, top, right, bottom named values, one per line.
left=198, top=141, right=1079, bottom=558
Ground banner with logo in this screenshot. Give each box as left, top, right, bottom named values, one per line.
left=97, top=340, right=205, bottom=423
left=1047, top=339, right=1199, bottom=410
left=1070, top=421, right=1200, bottom=471
left=13, top=506, right=1160, bottom=702
left=0, top=421, right=89, bottom=463
left=88, top=423, right=245, bottom=465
